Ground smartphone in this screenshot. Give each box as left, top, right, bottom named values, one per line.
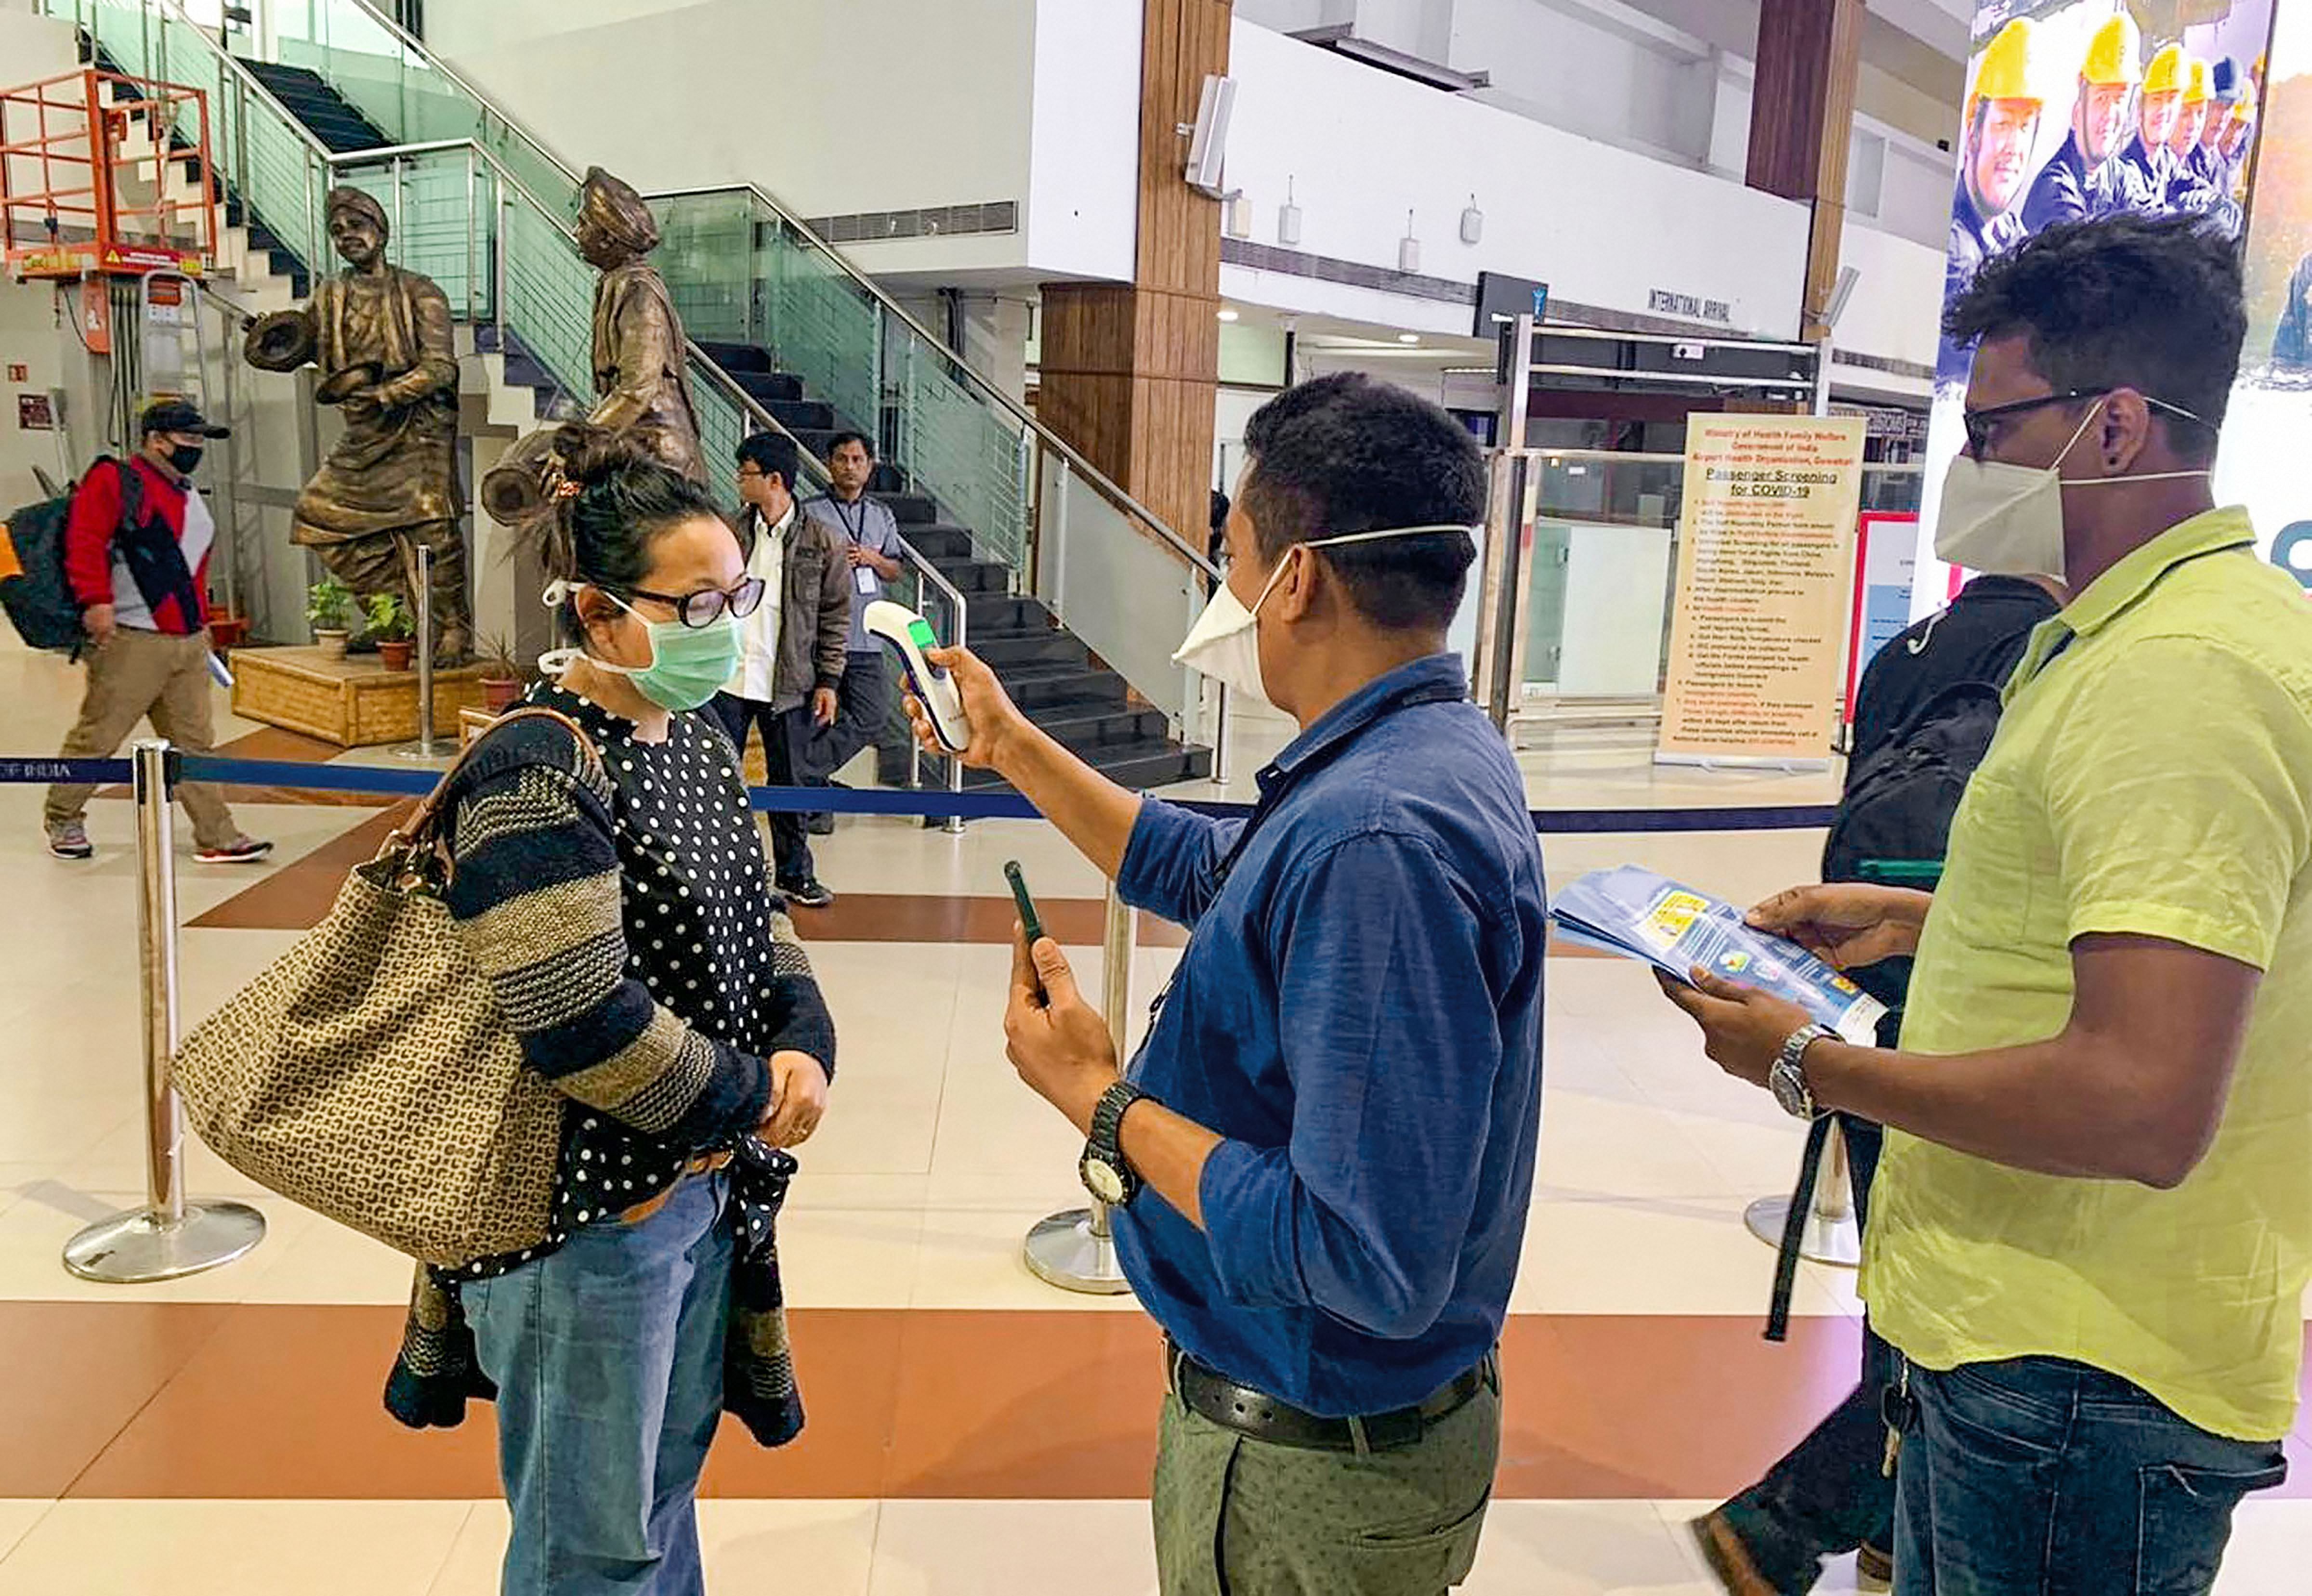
left=1004, top=860, right=1047, bottom=1001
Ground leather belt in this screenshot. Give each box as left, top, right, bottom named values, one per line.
left=618, top=1151, right=733, bottom=1226
left=1166, top=1341, right=1497, bottom=1454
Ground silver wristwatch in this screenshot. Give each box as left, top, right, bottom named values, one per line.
left=1769, top=1024, right=1836, bottom=1120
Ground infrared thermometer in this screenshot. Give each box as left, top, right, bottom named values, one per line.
left=863, top=599, right=971, bottom=754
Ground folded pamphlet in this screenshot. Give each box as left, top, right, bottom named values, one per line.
left=1551, top=865, right=1887, bottom=1043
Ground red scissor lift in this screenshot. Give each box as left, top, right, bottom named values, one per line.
left=1, top=66, right=219, bottom=281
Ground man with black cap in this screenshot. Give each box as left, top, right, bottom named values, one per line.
left=41, top=400, right=272, bottom=864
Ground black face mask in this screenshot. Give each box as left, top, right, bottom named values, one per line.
left=168, top=444, right=204, bottom=476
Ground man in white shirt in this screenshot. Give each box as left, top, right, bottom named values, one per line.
left=704, top=432, right=849, bottom=907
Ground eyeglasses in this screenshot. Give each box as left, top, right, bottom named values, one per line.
left=1960, top=389, right=2102, bottom=458
left=1961, top=388, right=2213, bottom=459
left=617, top=578, right=767, bottom=628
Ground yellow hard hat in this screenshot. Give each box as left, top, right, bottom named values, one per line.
left=2081, top=13, right=2141, bottom=87
left=2183, top=57, right=2213, bottom=104
left=1971, top=18, right=2042, bottom=106
left=2143, top=42, right=2187, bottom=97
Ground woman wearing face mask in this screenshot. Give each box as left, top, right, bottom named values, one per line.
left=383, top=425, right=834, bottom=1596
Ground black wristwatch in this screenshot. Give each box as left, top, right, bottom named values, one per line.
left=1080, top=1079, right=1147, bottom=1207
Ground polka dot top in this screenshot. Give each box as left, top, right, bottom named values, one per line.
left=438, top=684, right=837, bottom=1279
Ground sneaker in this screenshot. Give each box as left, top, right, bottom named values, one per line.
left=194, top=836, right=275, bottom=864
left=1857, top=1544, right=1893, bottom=1592
left=779, top=877, right=835, bottom=909
left=45, top=821, right=93, bottom=860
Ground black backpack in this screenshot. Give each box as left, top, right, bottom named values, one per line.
left=0, top=459, right=144, bottom=653
left=1817, top=679, right=2008, bottom=1016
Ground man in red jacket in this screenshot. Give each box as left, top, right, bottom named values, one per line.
left=42, top=401, right=271, bottom=863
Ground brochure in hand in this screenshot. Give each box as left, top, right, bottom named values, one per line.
left=1551, top=865, right=1887, bottom=1043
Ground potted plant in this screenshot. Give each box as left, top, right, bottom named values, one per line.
left=365, top=593, right=416, bottom=671
left=476, top=634, right=525, bottom=712
left=307, top=576, right=357, bottom=661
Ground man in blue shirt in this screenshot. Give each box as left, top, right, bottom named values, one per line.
left=913, top=374, right=1547, bottom=1595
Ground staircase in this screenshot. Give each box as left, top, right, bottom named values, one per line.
left=696, top=343, right=1213, bottom=790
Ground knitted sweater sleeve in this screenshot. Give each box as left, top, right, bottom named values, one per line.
left=443, top=746, right=771, bottom=1153
left=759, top=904, right=838, bottom=1080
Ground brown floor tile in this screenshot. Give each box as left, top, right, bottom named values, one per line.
left=0, top=1300, right=236, bottom=1497
left=19, top=1301, right=2312, bottom=1502
left=880, top=1310, right=1166, bottom=1498
left=186, top=805, right=413, bottom=930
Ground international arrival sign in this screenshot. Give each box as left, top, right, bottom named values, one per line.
left=1657, top=415, right=1868, bottom=766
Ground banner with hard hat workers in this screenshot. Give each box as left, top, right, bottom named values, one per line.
left=1913, top=0, right=2291, bottom=614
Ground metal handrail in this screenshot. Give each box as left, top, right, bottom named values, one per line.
left=328, top=0, right=578, bottom=189
left=651, top=180, right=1217, bottom=580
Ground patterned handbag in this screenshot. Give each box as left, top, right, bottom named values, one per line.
left=173, top=708, right=599, bottom=1266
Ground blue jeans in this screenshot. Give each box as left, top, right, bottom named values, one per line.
left=464, top=1172, right=733, bottom=1596
left=1895, top=1356, right=2287, bottom=1596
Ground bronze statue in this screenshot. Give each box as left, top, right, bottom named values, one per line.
left=245, top=186, right=471, bottom=660
left=576, top=166, right=707, bottom=484
left=480, top=167, right=709, bottom=531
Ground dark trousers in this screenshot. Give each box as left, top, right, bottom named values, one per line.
left=1895, top=1357, right=2285, bottom=1596
left=818, top=643, right=897, bottom=772
left=1720, top=1113, right=1897, bottom=1588
left=705, top=693, right=816, bottom=888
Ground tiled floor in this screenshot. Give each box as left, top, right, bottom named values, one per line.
left=1, top=635, right=2305, bottom=1591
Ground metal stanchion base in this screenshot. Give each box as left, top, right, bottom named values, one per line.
left=63, top=1200, right=267, bottom=1283
left=384, top=740, right=455, bottom=765
left=1743, top=1195, right=1861, bottom=1269
left=1022, top=1207, right=1132, bottom=1295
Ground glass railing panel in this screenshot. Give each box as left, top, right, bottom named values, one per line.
left=654, top=193, right=754, bottom=348
left=757, top=209, right=878, bottom=434
left=687, top=366, right=750, bottom=519
left=85, top=0, right=155, bottom=78
left=893, top=326, right=1028, bottom=570
left=236, top=86, right=322, bottom=266
left=1038, top=448, right=1202, bottom=728
left=497, top=184, right=592, bottom=402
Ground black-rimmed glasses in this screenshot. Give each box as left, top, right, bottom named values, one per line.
left=619, top=577, right=767, bottom=628
left=1962, top=388, right=2212, bottom=459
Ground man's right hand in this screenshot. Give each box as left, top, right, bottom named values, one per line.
left=906, top=646, right=1026, bottom=772
left=81, top=604, right=116, bottom=647
left=1747, top=882, right=1934, bottom=968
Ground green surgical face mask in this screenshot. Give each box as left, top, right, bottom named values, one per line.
left=540, top=583, right=739, bottom=712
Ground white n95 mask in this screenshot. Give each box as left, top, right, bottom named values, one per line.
left=1174, top=523, right=1478, bottom=709
left=1936, top=400, right=2212, bottom=581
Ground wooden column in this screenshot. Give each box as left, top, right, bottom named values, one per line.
left=1746, top=0, right=1865, bottom=342
left=1038, top=0, right=1230, bottom=547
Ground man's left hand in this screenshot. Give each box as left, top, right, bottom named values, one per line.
left=1656, top=967, right=1817, bottom=1091
left=811, top=686, right=839, bottom=727
left=1004, top=930, right=1119, bottom=1133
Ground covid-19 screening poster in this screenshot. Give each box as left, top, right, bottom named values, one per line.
left=1914, top=0, right=2309, bottom=615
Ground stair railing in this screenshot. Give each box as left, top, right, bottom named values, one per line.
left=44, top=0, right=1227, bottom=759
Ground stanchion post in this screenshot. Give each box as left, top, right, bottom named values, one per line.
left=63, top=741, right=266, bottom=1283
left=414, top=544, right=437, bottom=756
left=1742, top=1117, right=1862, bottom=1269
left=1022, top=882, right=1135, bottom=1295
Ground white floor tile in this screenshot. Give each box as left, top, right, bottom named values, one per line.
left=868, top=1499, right=1155, bottom=1596
left=0, top=1498, right=472, bottom=1596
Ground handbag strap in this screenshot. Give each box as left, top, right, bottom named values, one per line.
left=385, top=705, right=604, bottom=855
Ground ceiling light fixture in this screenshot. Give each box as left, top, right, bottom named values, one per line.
left=1459, top=193, right=1484, bottom=246
left=1398, top=209, right=1421, bottom=275
left=1278, top=177, right=1303, bottom=247
left=1397, top=333, right=1421, bottom=345
left=1218, top=308, right=1240, bottom=323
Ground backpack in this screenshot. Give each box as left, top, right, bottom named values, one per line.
left=1816, top=680, right=2008, bottom=1015
left=0, top=459, right=144, bottom=653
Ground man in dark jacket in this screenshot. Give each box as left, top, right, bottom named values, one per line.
left=43, top=401, right=271, bottom=865
left=1693, top=570, right=2061, bottom=1596
left=2275, top=253, right=2312, bottom=373
left=707, top=432, right=849, bottom=907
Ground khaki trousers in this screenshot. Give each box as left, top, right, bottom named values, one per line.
left=44, top=627, right=239, bottom=849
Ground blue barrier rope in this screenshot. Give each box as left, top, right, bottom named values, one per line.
left=0, top=750, right=1838, bottom=835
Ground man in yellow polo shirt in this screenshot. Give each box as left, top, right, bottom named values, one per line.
left=1663, top=213, right=2310, bottom=1595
